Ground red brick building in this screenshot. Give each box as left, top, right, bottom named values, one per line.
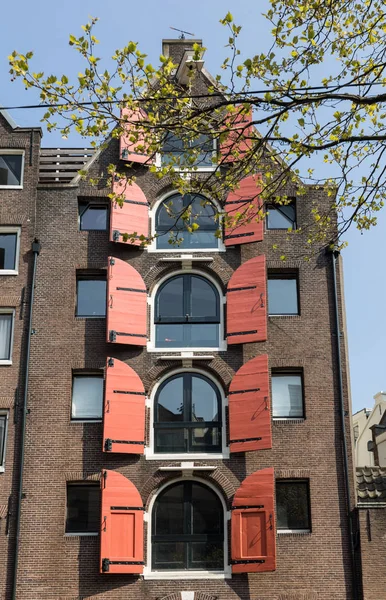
left=0, top=38, right=361, bottom=600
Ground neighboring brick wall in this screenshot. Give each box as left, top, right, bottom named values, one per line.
left=358, top=507, right=386, bottom=600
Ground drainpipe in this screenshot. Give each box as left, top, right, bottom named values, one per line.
left=11, top=239, right=41, bottom=600
left=329, top=247, right=359, bottom=600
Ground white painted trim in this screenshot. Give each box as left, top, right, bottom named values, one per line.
left=70, top=420, right=102, bottom=424
left=159, top=464, right=217, bottom=472
left=0, top=227, right=21, bottom=275
left=0, top=409, right=9, bottom=471
left=147, top=268, right=227, bottom=352
left=147, top=189, right=225, bottom=253
left=146, top=366, right=228, bottom=459
left=0, top=150, right=25, bottom=189
left=143, top=475, right=231, bottom=578
left=277, top=529, right=311, bottom=534
left=0, top=309, right=15, bottom=365
left=64, top=532, right=98, bottom=537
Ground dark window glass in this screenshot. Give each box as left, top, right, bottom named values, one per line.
left=155, top=274, right=220, bottom=348
left=78, top=202, right=108, bottom=231
left=268, top=275, right=299, bottom=315
left=0, top=314, right=13, bottom=360
left=156, top=193, right=218, bottom=249
left=276, top=481, right=311, bottom=530
left=161, top=133, right=215, bottom=168
left=76, top=277, right=106, bottom=317
left=0, top=414, right=7, bottom=467
left=0, top=233, right=17, bottom=270
left=155, top=373, right=221, bottom=453
left=65, top=484, right=100, bottom=533
left=0, top=154, right=23, bottom=186
left=266, top=201, right=296, bottom=229
left=152, top=481, right=224, bottom=571
left=272, top=372, right=304, bottom=417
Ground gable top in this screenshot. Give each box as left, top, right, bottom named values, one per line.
left=0, top=107, right=18, bottom=129
left=162, top=38, right=203, bottom=64
left=0, top=105, right=42, bottom=135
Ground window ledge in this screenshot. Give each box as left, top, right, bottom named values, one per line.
left=145, top=453, right=229, bottom=461
left=277, top=529, right=311, bottom=536
left=273, top=418, right=305, bottom=423
left=64, top=532, right=98, bottom=538
left=0, top=360, right=12, bottom=366
left=75, top=316, right=106, bottom=320
left=269, top=314, right=301, bottom=319
left=70, top=419, right=102, bottom=424
left=0, top=270, right=18, bottom=276
left=0, top=185, right=23, bottom=190
left=157, top=354, right=215, bottom=362
left=147, top=248, right=226, bottom=254
left=143, top=571, right=230, bottom=580
left=147, top=347, right=227, bottom=354
left=159, top=463, right=217, bottom=473
left=159, top=256, right=214, bottom=263
left=0, top=466, right=4, bottom=473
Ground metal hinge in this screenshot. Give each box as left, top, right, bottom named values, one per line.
left=228, top=387, right=260, bottom=395
left=224, top=232, right=254, bottom=240
left=231, top=505, right=264, bottom=510
left=228, top=285, right=257, bottom=293
left=102, top=558, right=144, bottom=572
left=227, top=330, right=258, bottom=337
left=108, top=357, right=114, bottom=367
left=109, top=257, right=115, bottom=266
left=112, top=230, right=120, bottom=242
left=104, top=438, right=145, bottom=451
left=231, top=559, right=265, bottom=565
left=109, top=330, right=117, bottom=343
left=230, top=436, right=262, bottom=444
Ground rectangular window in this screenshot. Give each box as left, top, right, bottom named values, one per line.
left=266, top=200, right=296, bottom=230
left=78, top=201, right=108, bottom=231
left=160, top=133, right=216, bottom=168
left=76, top=275, right=106, bottom=317
left=71, top=374, right=104, bottom=420
left=0, top=311, right=14, bottom=363
left=276, top=480, right=311, bottom=531
left=0, top=412, right=8, bottom=471
left=0, top=228, right=20, bottom=274
left=0, top=151, right=24, bottom=188
left=272, top=371, right=304, bottom=418
left=268, top=273, right=299, bottom=316
left=65, top=483, right=100, bottom=534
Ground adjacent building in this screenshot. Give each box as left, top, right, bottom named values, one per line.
left=353, top=392, right=386, bottom=467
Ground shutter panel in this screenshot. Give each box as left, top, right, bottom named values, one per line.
left=110, top=177, right=149, bottom=246
left=220, top=107, right=252, bottom=163
left=231, top=467, right=276, bottom=573
left=103, top=358, right=145, bottom=454
left=107, top=257, right=147, bottom=346
left=119, top=107, right=151, bottom=164
left=224, top=175, right=263, bottom=245
left=229, top=355, right=272, bottom=453
left=100, top=470, right=144, bottom=574
left=227, top=255, right=267, bottom=344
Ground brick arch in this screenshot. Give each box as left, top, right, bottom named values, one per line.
left=145, top=263, right=228, bottom=295
left=141, top=468, right=236, bottom=509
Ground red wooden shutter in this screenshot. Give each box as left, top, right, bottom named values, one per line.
left=107, top=257, right=147, bottom=346
left=100, top=470, right=144, bottom=574
left=120, top=107, right=151, bottom=164
left=224, top=175, right=263, bottom=245
left=231, top=467, right=276, bottom=573
left=229, top=355, right=272, bottom=453
left=110, top=177, right=149, bottom=246
left=103, top=358, right=145, bottom=454
left=227, top=255, right=267, bottom=344
left=219, top=107, right=252, bottom=163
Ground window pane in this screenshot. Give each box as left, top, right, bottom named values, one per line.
left=191, top=377, right=219, bottom=422
left=268, top=278, right=298, bottom=315
left=79, top=204, right=107, bottom=231
left=190, top=541, right=223, bottom=569
left=157, top=195, right=184, bottom=229
left=155, top=324, right=184, bottom=347
left=0, top=415, right=6, bottom=466
left=276, top=482, right=310, bottom=530
left=71, top=376, right=103, bottom=419
left=0, top=154, right=23, bottom=186
left=153, top=542, right=185, bottom=569
left=267, top=203, right=296, bottom=229
left=190, top=277, right=219, bottom=319
left=191, top=427, right=221, bottom=450
left=0, top=234, right=17, bottom=270
left=154, top=484, right=185, bottom=535
left=0, top=314, right=12, bottom=360
left=156, top=277, right=184, bottom=319
left=155, top=428, right=186, bottom=453
left=66, top=485, right=100, bottom=533
left=76, top=279, right=106, bottom=317
left=189, top=324, right=219, bottom=347
left=156, top=323, right=219, bottom=348
left=191, top=483, right=222, bottom=535
left=157, top=376, right=184, bottom=422
left=272, top=374, right=303, bottom=417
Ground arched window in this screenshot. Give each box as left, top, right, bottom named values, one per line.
left=155, top=193, right=219, bottom=249
left=155, top=274, right=220, bottom=348
left=152, top=481, right=224, bottom=571
left=154, top=373, right=221, bottom=453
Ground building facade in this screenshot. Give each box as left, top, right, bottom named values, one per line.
left=0, top=38, right=359, bottom=600
left=353, top=392, right=386, bottom=467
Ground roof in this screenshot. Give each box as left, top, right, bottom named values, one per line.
left=357, top=467, right=386, bottom=503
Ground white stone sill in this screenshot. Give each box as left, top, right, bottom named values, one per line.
left=277, top=529, right=311, bottom=535
left=64, top=532, right=98, bottom=537
left=0, top=185, right=23, bottom=190
left=143, top=571, right=231, bottom=580
left=145, top=453, right=229, bottom=461
left=0, top=271, right=18, bottom=276
left=0, top=360, right=12, bottom=366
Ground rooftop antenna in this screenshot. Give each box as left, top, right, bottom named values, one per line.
left=170, top=27, right=195, bottom=40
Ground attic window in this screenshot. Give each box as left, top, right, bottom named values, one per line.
left=160, top=133, right=216, bottom=168
left=0, top=151, right=24, bottom=188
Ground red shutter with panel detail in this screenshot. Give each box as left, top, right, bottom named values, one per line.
left=107, top=257, right=147, bottom=346
left=220, top=107, right=253, bottom=163
left=227, top=255, right=267, bottom=344
left=229, top=355, right=272, bottom=453
left=231, top=467, right=276, bottom=573
left=110, top=177, right=149, bottom=245
left=224, top=175, right=263, bottom=246
left=119, top=107, right=151, bottom=164
left=100, top=470, right=144, bottom=574
left=103, top=358, right=145, bottom=454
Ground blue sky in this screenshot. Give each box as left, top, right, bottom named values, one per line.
left=1, top=0, right=384, bottom=412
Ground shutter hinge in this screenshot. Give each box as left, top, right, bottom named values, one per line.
left=103, top=470, right=107, bottom=488
left=230, top=436, right=262, bottom=443
left=228, top=387, right=260, bottom=395
left=231, top=559, right=265, bottom=565
left=224, top=232, right=254, bottom=240
left=109, top=257, right=115, bottom=266
left=227, top=330, right=258, bottom=337
left=102, top=558, right=110, bottom=572
left=105, top=438, right=145, bottom=451
left=231, top=505, right=264, bottom=510
left=228, top=285, right=257, bottom=293
left=112, top=230, right=120, bottom=242
left=102, top=559, right=144, bottom=571
left=109, top=330, right=117, bottom=343
left=104, top=438, right=113, bottom=452
left=108, top=357, right=114, bottom=367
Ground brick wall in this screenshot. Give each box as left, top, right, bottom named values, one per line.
left=358, top=507, right=386, bottom=600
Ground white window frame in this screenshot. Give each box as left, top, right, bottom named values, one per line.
left=0, top=226, right=21, bottom=275
left=147, top=269, right=227, bottom=353
left=143, top=476, right=231, bottom=580
left=0, top=150, right=25, bottom=190
left=0, top=410, right=9, bottom=472
left=0, top=308, right=15, bottom=365
left=70, top=372, right=104, bottom=423
left=147, top=190, right=225, bottom=254
left=145, top=367, right=229, bottom=460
